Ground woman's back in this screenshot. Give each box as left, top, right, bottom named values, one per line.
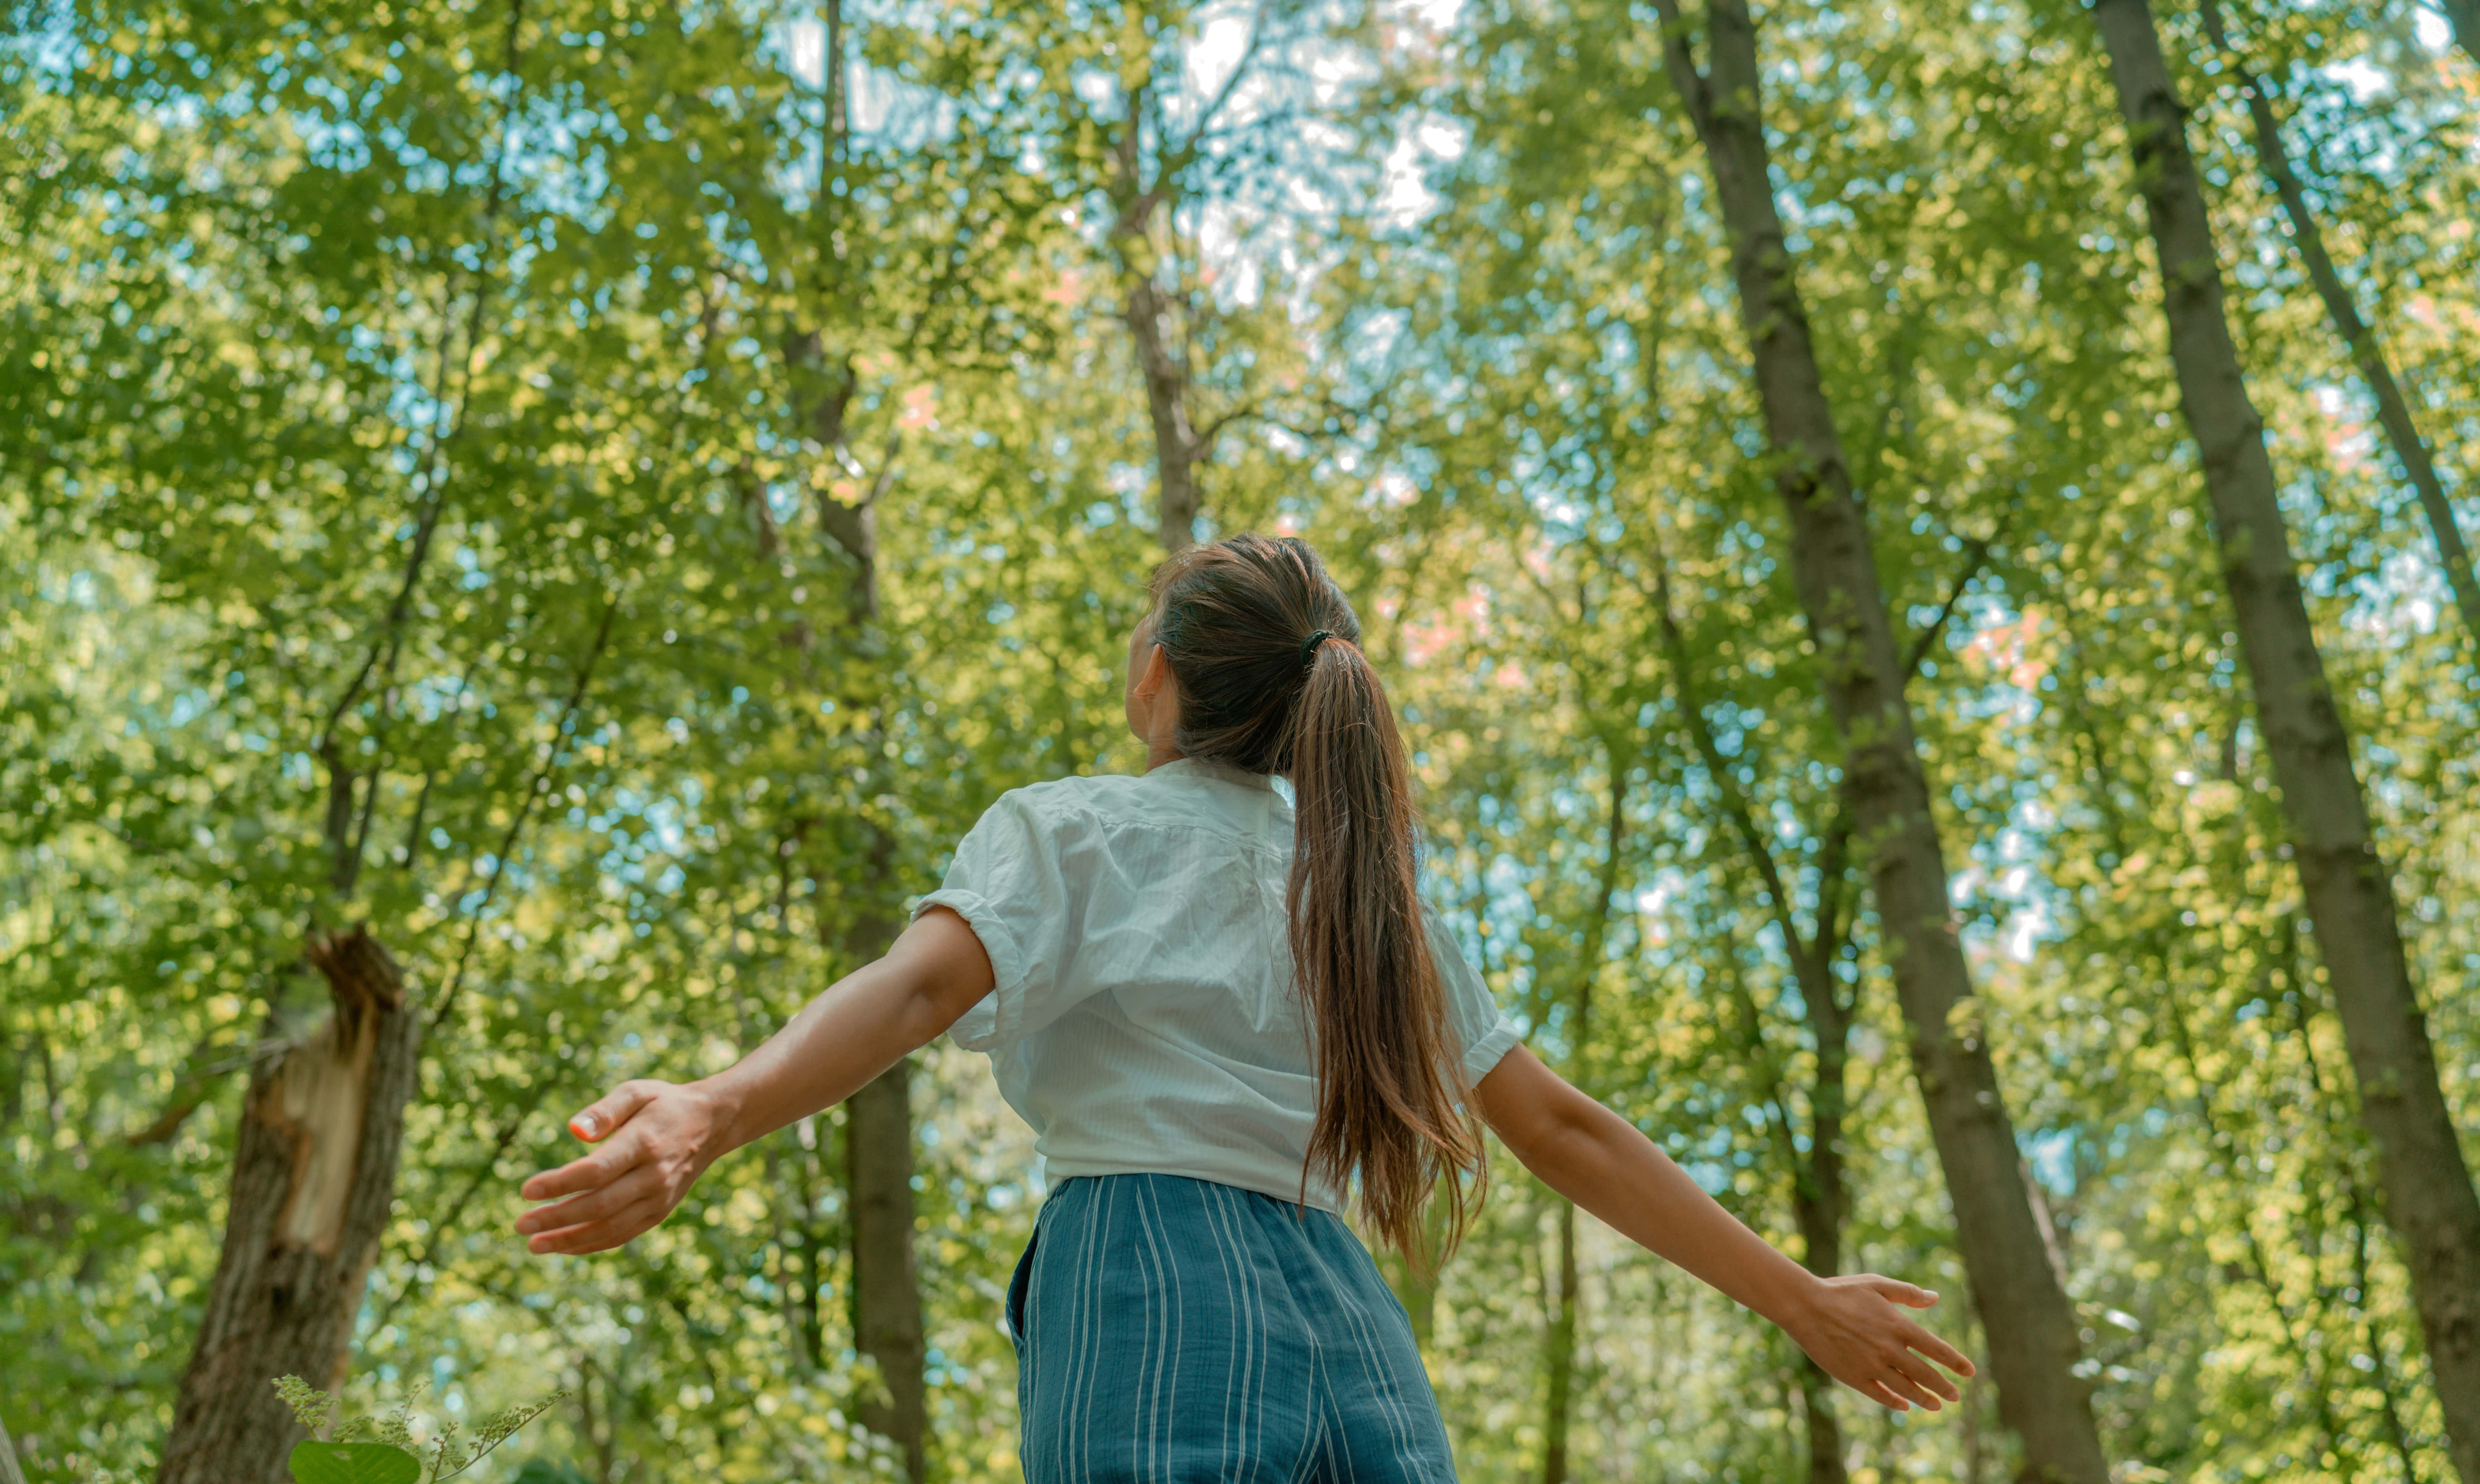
left=918, top=757, right=1516, bottom=1212
left=520, top=533, right=1974, bottom=1484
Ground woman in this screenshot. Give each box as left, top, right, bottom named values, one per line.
left=517, top=534, right=1971, bottom=1480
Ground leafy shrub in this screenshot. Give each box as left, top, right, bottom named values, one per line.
left=270, top=1377, right=567, bottom=1484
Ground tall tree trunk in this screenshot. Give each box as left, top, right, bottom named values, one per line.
left=2199, top=0, right=2480, bottom=648
left=157, top=929, right=421, bottom=1484
left=802, top=334, right=929, bottom=1478
left=157, top=10, right=534, bottom=1458
left=1101, top=64, right=1234, bottom=555
left=1646, top=344, right=1881, bottom=1484
left=1106, top=79, right=1203, bottom=557
left=1790, top=971, right=1853, bottom=1484
left=1541, top=1201, right=1581, bottom=1484
left=1644, top=4, right=2112, bottom=1477
left=847, top=1053, right=927, bottom=1483
left=1126, top=273, right=1202, bottom=553
left=1093, top=30, right=1278, bottom=555
left=2091, top=4, right=2480, bottom=1476
left=1539, top=754, right=1629, bottom=1484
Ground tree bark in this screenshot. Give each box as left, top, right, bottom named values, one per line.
left=847, top=1055, right=926, bottom=1483
left=802, top=355, right=929, bottom=1481
left=158, top=928, right=421, bottom=1484
left=2091, top=4, right=2480, bottom=1477
left=1539, top=755, right=1628, bottom=1484
left=1541, top=1201, right=1581, bottom=1484
left=1105, top=75, right=1203, bottom=557
left=1790, top=982, right=1853, bottom=1484
left=1651, top=545, right=1857, bottom=1484
left=2199, top=0, right=2480, bottom=649
left=1644, top=4, right=2111, bottom=1478
left=1125, top=272, right=1203, bottom=553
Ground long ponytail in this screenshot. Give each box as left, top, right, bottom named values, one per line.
left=1150, top=534, right=1486, bottom=1261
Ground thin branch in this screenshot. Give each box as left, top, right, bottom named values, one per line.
left=1180, top=11, right=1271, bottom=161
left=1646, top=538, right=1809, bottom=960
left=1811, top=809, right=1856, bottom=985
left=1194, top=400, right=1266, bottom=447
left=370, top=1093, right=550, bottom=1332
left=428, top=593, right=621, bottom=1032
left=119, top=1032, right=233, bottom=1147
left=314, top=0, right=532, bottom=889
left=1645, top=0, right=1713, bottom=136
left=861, top=430, right=904, bottom=508
left=399, top=769, right=437, bottom=872
left=1900, top=532, right=1998, bottom=683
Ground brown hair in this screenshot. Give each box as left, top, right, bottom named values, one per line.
left=1148, top=533, right=1486, bottom=1260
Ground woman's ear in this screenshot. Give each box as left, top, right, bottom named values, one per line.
left=1134, top=641, right=1172, bottom=701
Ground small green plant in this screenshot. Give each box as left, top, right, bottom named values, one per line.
left=271, top=1375, right=568, bottom=1484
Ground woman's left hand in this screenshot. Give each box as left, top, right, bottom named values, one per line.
left=515, top=1079, right=733, bottom=1255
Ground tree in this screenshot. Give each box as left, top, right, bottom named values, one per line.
left=158, top=932, right=422, bottom=1484
left=2197, top=0, right=2480, bottom=650
left=2087, top=0, right=2480, bottom=1476
left=1640, top=0, right=2114, bottom=1475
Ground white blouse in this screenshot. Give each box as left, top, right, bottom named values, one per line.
left=912, top=756, right=1522, bottom=1213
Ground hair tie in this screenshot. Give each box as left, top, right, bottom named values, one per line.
left=1298, top=629, right=1333, bottom=667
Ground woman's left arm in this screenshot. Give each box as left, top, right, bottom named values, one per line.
left=515, top=906, right=995, bottom=1256
left=1475, top=1044, right=1976, bottom=1413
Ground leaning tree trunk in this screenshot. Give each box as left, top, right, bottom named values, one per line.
left=2198, top=0, right=2480, bottom=649
left=2091, top=4, right=2480, bottom=1477
left=158, top=928, right=421, bottom=1484
left=1645, top=2, right=2112, bottom=1477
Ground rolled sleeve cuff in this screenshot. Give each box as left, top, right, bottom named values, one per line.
left=912, top=887, right=1029, bottom=1052
left=1461, top=1017, right=1522, bottom=1085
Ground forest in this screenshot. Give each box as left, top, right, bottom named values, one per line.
left=4, top=0, right=2478, bottom=1479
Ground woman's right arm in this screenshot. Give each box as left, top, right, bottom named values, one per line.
left=1474, top=1044, right=1974, bottom=1412
left=514, top=906, right=995, bottom=1256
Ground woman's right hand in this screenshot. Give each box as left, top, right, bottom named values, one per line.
left=516, top=1079, right=735, bottom=1256
left=1782, top=1274, right=1975, bottom=1411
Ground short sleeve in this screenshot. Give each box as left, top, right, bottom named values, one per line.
left=1422, top=899, right=1520, bottom=1085
left=912, top=790, right=1098, bottom=1052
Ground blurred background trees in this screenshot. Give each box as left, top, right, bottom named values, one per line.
left=4, top=0, right=2475, bottom=1480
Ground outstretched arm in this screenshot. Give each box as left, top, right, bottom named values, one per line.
left=1474, top=1045, right=1974, bottom=1412
left=516, top=906, right=995, bottom=1255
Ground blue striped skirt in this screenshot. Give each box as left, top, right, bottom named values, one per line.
left=1007, top=1172, right=1458, bottom=1483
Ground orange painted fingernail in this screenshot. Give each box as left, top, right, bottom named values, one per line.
left=571, top=1112, right=601, bottom=1139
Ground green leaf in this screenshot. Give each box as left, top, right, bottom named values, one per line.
left=286, top=1442, right=423, bottom=1484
